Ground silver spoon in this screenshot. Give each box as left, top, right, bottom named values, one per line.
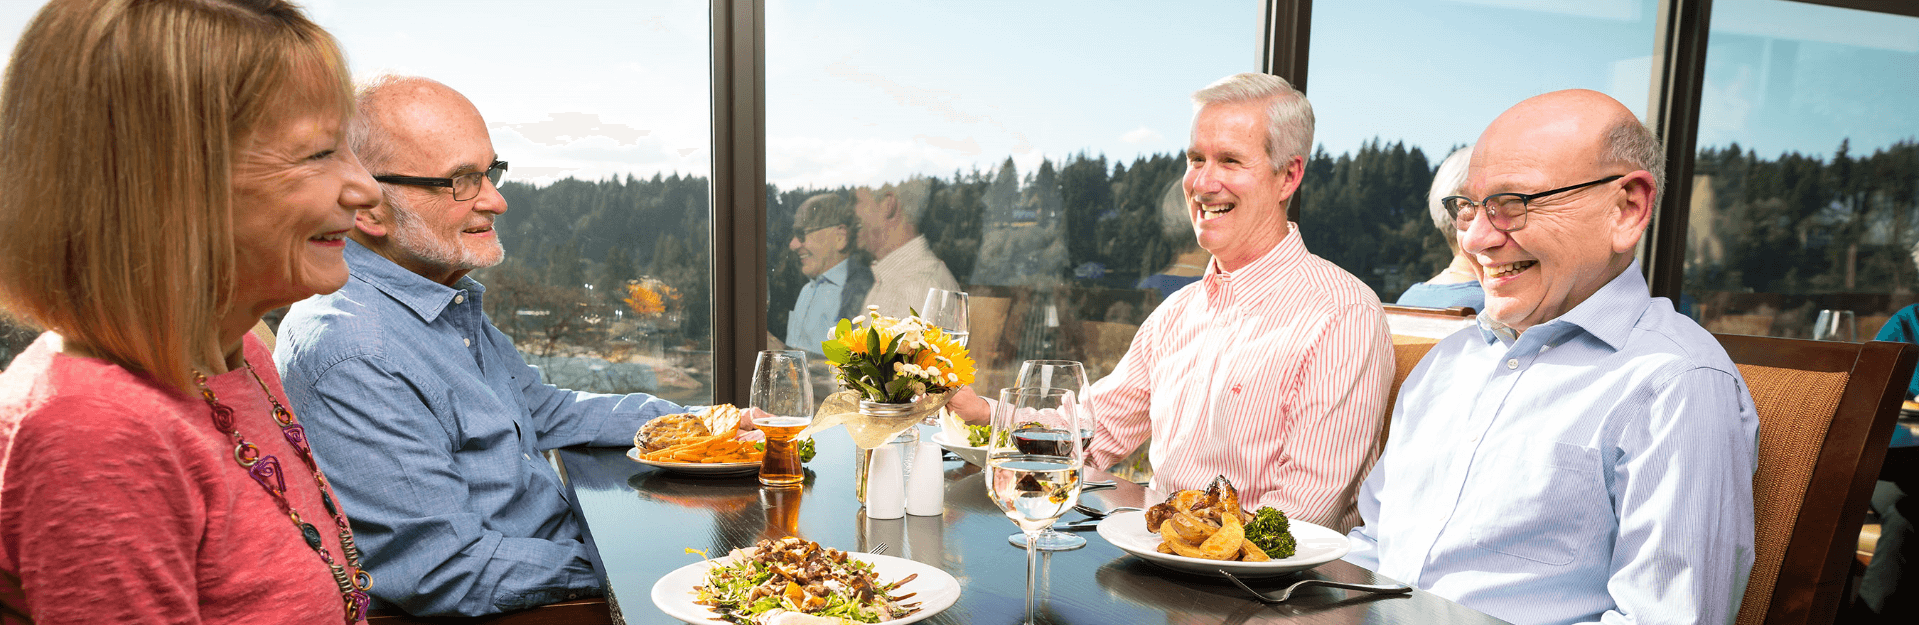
left=1218, top=569, right=1411, bottom=603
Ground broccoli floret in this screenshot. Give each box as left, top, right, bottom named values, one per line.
left=1244, top=506, right=1296, bottom=559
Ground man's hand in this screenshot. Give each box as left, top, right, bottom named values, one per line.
left=947, top=386, right=989, bottom=424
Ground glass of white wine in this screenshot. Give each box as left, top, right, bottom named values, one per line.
left=919, top=288, right=970, bottom=347
left=986, top=387, right=1083, bottom=625
left=1010, top=360, right=1094, bottom=551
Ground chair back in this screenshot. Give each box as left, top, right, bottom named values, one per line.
left=1718, top=335, right=1916, bottom=625
left=1382, top=304, right=1476, bottom=339
left=1383, top=334, right=1441, bottom=437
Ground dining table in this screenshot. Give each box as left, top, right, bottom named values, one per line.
left=556, top=431, right=1514, bottom=625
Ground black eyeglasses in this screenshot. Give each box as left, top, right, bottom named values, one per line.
left=1441, top=175, right=1623, bottom=232
left=374, top=160, right=508, bottom=202
left=790, top=224, right=845, bottom=240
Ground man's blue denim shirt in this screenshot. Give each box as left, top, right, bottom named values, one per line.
left=276, top=240, right=682, bottom=616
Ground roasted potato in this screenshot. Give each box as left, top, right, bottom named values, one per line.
left=1198, top=513, right=1245, bottom=559
left=1239, top=539, right=1271, bottom=562
left=1164, top=513, right=1217, bottom=545
left=1160, top=529, right=1210, bottom=559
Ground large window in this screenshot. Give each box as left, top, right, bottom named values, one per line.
left=315, top=1, right=718, bottom=404
left=0, top=2, right=718, bottom=404
left=1304, top=0, right=1662, bottom=303
left=762, top=0, right=1259, bottom=400
left=5, top=0, right=1914, bottom=394
left=1683, top=0, right=1919, bottom=341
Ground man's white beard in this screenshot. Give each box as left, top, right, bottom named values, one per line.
left=389, top=203, right=504, bottom=274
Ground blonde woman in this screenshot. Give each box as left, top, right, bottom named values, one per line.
left=0, top=0, right=379, bottom=622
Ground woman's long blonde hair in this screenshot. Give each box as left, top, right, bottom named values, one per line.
left=0, top=0, right=353, bottom=392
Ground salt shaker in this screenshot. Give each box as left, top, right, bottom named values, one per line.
left=865, top=433, right=909, bottom=519
left=905, top=431, right=945, bottom=515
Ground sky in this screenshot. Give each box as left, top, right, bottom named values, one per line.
left=1, top=0, right=1914, bottom=188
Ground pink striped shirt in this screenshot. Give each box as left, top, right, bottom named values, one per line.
left=1088, top=223, right=1393, bottom=533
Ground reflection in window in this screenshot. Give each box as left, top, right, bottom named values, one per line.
left=1684, top=0, right=1919, bottom=342
left=317, top=1, right=717, bottom=404
left=765, top=0, right=1258, bottom=481
left=1305, top=0, right=1658, bottom=302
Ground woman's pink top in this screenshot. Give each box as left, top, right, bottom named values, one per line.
left=0, top=332, right=358, bottom=624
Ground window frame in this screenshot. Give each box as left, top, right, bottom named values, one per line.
left=705, top=0, right=1908, bottom=404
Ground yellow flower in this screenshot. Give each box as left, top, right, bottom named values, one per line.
left=920, top=328, right=975, bottom=387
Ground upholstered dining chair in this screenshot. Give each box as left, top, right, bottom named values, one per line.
left=1720, top=335, right=1916, bottom=625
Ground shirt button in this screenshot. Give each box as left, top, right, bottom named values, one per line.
left=1506, top=358, right=1518, bottom=370
left=454, top=293, right=466, bottom=304
left=464, top=338, right=472, bottom=347
left=524, top=453, right=532, bottom=460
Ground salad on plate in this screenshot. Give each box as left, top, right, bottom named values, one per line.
left=693, top=537, right=922, bottom=624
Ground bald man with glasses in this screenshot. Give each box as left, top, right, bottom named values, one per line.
left=275, top=75, right=687, bottom=617
left=1344, top=90, right=1759, bottom=625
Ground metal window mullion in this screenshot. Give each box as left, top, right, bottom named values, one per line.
left=1258, top=0, right=1312, bottom=223
left=1645, top=0, right=1713, bottom=301
left=710, top=0, right=767, bottom=406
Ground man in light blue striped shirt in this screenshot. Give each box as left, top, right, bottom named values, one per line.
left=1346, top=90, right=1759, bottom=625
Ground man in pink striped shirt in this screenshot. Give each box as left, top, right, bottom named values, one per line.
left=954, top=73, right=1393, bottom=533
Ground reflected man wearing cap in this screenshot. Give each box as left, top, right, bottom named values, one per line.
left=785, top=192, right=872, bottom=354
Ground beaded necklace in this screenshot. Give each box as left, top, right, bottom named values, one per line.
left=194, top=358, right=372, bottom=623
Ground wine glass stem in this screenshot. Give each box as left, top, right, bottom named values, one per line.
left=1023, top=529, right=1040, bottom=625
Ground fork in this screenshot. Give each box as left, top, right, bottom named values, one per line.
left=1072, top=504, right=1142, bottom=519
left=1218, top=569, right=1410, bottom=603
left=865, top=542, right=889, bottom=556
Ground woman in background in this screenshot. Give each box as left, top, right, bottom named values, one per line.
left=1395, top=145, right=1484, bottom=311
left=0, top=0, right=380, bottom=622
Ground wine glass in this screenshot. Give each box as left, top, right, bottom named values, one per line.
left=987, top=387, right=1085, bottom=625
left=750, top=350, right=814, bottom=487
left=1011, top=360, right=1095, bottom=550
left=1813, top=309, right=1857, bottom=342
left=920, top=288, right=971, bottom=438
left=920, top=288, right=970, bottom=347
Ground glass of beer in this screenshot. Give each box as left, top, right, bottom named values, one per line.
left=752, top=350, right=814, bottom=487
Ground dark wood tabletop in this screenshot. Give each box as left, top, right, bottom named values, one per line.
left=557, top=432, right=1512, bottom=625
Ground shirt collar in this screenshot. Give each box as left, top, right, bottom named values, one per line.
left=1475, top=259, right=1648, bottom=352
left=813, top=258, right=851, bottom=287
left=1201, top=222, right=1308, bottom=305
left=345, top=239, right=482, bottom=324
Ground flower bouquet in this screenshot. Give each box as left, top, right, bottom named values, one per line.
left=804, top=306, right=976, bottom=449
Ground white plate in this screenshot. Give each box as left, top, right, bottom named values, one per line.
left=930, top=431, right=987, bottom=467
left=627, top=447, right=761, bottom=477
left=650, top=551, right=961, bottom=624
left=1095, top=510, right=1350, bottom=578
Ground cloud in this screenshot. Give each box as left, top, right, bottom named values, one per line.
left=497, top=112, right=652, bottom=147
left=914, top=134, right=982, bottom=156
left=1120, top=126, right=1162, bottom=144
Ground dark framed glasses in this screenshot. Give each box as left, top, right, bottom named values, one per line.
left=374, top=160, right=508, bottom=202
left=1441, top=175, right=1623, bottom=232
